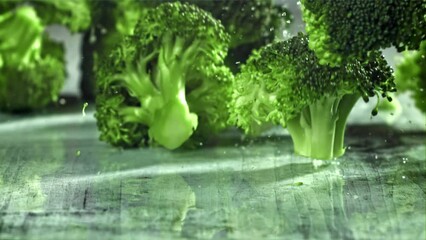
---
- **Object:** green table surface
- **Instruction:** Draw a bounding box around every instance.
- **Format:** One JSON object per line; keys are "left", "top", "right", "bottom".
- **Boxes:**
{"left": 0, "top": 111, "right": 424, "bottom": 240}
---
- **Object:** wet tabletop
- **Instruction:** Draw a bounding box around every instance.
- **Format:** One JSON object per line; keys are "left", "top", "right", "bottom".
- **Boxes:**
{"left": 0, "top": 111, "right": 425, "bottom": 240}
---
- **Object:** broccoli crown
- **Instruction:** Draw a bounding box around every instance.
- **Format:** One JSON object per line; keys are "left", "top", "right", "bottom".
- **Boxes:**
{"left": 395, "top": 40, "right": 426, "bottom": 113}
{"left": 32, "top": 0, "right": 91, "bottom": 32}
{"left": 0, "top": 6, "right": 43, "bottom": 67}
{"left": 95, "top": 2, "right": 233, "bottom": 149}
{"left": 301, "top": 0, "right": 426, "bottom": 66}
{"left": 229, "top": 33, "right": 395, "bottom": 134}
{"left": 0, "top": 36, "right": 65, "bottom": 112}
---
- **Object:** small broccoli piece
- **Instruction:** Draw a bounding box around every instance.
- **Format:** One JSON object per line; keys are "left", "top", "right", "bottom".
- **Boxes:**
{"left": 0, "top": 5, "right": 43, "bottom": 67}
{"left": 229, "top": 34, "right": 395, "bottom": 160}
{"left": 31, "top": 0, "right": 91, "bottom": 32}
{"left": 301, "top": 0, "right": 426, "bottom": 66}
{"left": 95, "top": 2, "right": 232, "bottom": 150}
{"left": 395, "top": 40, "right": 426, "bottom": 113}
{"left": 0, "top": 35, "right": 65, "bottom": 112}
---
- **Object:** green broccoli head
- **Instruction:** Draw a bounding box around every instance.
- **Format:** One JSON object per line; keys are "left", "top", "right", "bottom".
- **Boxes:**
{"left": 395, "top": 40, "right": 426, "bottom": 113}
{"left": 0, "top": 35, "right": 65, "bottom": 112}
{"left": 0, "top": 5, "right": 43, "bottom": 67}
{"left": 301, "top": 0, "right": 426, "bottom": 66}
{"left": 31, "top": 0, "right": 91, "bottom": 32}
{"left": 95, "top": 2, "right": 233, "bottom": 150}
{"left": 229, "top": 34, "right": 395, "bottom": 160}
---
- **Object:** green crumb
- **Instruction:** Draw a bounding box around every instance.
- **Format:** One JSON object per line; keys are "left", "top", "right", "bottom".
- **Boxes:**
{"left": 293, "top": 182, "right": 304, "bottom": 186}
{"left": 76, "top": 150, "right": 81, "bottom": 157}
{"left": 82, "top": 102, "right": 88, "bottom": 117}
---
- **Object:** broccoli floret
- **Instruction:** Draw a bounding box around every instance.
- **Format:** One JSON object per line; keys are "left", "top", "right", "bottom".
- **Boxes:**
{"left": 0, "top": 6, "right": 65, "bottom": 112}
{"left": 229, "top": 34, "right": 395, "bottom": 160}
{"left": 0, "top": 35, "right": 65, "bottom": 112}
{"left": 95, "top": 2, "right": 233, "bottom": 150}
{"left": 0, "top": 5, "right": 43, "bottom": 67}
{"left": 395, "top": 40, "right": 426, "bottom": 113}
{"left": 301, "top": 0, "right": 426, "bottom": 66}
{"left": 31, "top": 0, "right": 91, "bottom": 32}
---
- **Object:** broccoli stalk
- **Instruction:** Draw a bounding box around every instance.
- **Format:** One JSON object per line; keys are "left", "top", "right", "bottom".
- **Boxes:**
{"left": 287, "top": 94, "right": 359, "bottom": 160}
{"left": 95, "top": 2, "right": 232, "bottom": 149}
{"left": 115, "top": 34, "right": 201, "bottom": 149}
{"left": 229, "top": 34, "right": 395, "bottom": 160}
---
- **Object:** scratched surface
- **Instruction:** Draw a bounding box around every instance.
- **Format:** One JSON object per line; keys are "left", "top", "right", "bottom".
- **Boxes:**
{"left": 0, "top": 112, "right": 425, "bottom": 240}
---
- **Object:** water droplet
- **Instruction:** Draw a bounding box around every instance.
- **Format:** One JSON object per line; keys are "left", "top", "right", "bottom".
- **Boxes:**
{"left": 59, "top": 98, "right": 66, "bottom": 105}
{"left": 402, "top": 176, "right": 406, "bottom": 179}
{"left": 374, "top": 155, "right": 378, "bottom": 159}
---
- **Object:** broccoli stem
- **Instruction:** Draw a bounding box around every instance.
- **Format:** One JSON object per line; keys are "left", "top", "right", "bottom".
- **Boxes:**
{"left": 333, "top": 94, "right": 359, "bottom": 157}
{"left": 146, "top": 34, "right": 201, "bottom": 149}
{"left": 287, "top": 95, "right": 358, "bottom": 160}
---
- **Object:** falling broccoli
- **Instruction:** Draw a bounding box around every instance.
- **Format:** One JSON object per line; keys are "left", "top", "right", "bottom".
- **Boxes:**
{"left": 229, "top": 34, "right": 395, "bottom": 160}
{"left": 95, "top": 2, "right": 233, "bottom": 150}
{"left": 0, "top": 6, "right": 65, "bottom": 112}
{"left": 301, "top": 0, "right": 426, "bottom": 66}
{"left": 0, "top": 0, "right": 91, "bottom": 112}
